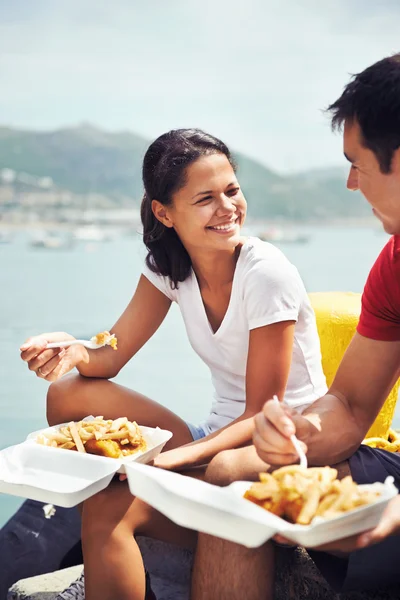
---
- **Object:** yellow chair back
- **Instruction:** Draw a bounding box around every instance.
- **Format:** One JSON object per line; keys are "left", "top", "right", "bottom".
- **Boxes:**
{"left": 309, "top": 291, "right": 399, "bottom": 439}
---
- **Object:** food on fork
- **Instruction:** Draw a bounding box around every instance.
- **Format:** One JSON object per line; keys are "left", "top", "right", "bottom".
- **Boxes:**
{"left": 36, "top": 417, "right": 147, "bottom": 458}
{"left": 91, "top": 331, "right": 118, "bottom": 350}
{"left": 244, "top": 465, "right": 382, "bottom": 525}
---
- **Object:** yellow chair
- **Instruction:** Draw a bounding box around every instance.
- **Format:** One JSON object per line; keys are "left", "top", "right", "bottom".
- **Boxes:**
{"left": 309, "top": 292, "right": 399, "bottom": 444}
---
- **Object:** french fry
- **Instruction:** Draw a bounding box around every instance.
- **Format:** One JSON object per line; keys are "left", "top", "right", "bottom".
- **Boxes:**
{"left": 110, "top": 417, "right": 128, "bottom": 431}
{"left": 297, "top": 487, "right": 321, "bottom": 525}
{"left": 69, "top": 421, "right": 86, "bottom": 453}
{"left": 315, "top": 493, "right": 338, "bottom": 516}
{"left": 59, "top": 442, "right": 76, "bottom": 450}
{"left": 42, "top": 431, "right": 71, "bottom": 445}
{"left": 35, "top": 417, "right": 147, "bottom": 459}
{"left": 244, "top": 465, "right": 382, "bottom": 525}
{"left": 100, "top": 429, "right": 131, "bottom": 441}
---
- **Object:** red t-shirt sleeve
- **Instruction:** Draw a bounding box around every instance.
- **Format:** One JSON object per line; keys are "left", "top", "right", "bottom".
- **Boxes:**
{"left": 357, "top": 236, "right": 400, "bottom": 341}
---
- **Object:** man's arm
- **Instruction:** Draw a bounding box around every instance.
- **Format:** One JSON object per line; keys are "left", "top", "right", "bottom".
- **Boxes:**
{"left": 253, "top": 332, "right": 400, "bottom": 466}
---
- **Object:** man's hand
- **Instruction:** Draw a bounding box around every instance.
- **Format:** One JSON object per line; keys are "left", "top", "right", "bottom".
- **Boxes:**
{"left": 253, "top": 399, "right": 309, "bottom": 465}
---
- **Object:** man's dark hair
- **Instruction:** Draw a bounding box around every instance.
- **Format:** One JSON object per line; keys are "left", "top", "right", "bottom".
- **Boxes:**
{"left": 140, "top": 128, "right": 236, "bottom": 288}
{"left": 327, "top": 53, "right": 400, "bottom": 173}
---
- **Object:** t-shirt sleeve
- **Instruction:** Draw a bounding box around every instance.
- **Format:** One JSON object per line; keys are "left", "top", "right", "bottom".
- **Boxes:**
{"left": 242, "top": 257, "right": 302, "bottom": 330}
{"left": 357, "top": 236, "right": 400, "bottom": 341}
{"left": 142, "top": 260, "right": 177, "bottom": 303}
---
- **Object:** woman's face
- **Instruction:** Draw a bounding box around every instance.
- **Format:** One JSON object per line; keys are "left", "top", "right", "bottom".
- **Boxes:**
{"left": 156, "top": 153, "right": 247, "bottom": 254}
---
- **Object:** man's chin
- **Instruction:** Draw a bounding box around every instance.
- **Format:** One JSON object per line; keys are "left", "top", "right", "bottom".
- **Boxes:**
{"left": 373, "top": 210, "right": 398, "bottom": 235}
{"left": 382, "top": 221, "right": 400, "bottom": 236}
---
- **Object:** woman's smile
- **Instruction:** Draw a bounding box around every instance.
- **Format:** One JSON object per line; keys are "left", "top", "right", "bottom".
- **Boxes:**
{"left": 206, "top": 215, "right": 241, "bottom": 234}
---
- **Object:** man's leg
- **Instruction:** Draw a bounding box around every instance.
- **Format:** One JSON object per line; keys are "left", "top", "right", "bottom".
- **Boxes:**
{"left": 203, "top": 444, "right": 270, "bottom": 485}
{"left": 193, "top": 535, "right": 274, "bottom": 600}
{"left": 309, "top": 447, "right": 400, "bottom": 593}
{"left": 191, "top": 446, "right": 275, "bottom": 600}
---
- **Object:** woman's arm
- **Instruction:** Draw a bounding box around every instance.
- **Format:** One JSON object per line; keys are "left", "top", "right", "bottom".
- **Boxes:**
{"left": 154, "top": 320, "right": 295, "bottom": 470}
{"left": 77, "top": 275, "right": 172, "bottom": 378}
{"left": 21, "top": 276, "right": 172, "bottom": 381}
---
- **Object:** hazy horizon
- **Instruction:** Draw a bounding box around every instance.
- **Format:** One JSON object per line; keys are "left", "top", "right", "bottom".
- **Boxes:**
{"left": 1, "top": 0, "right": 400, "bottom": 173}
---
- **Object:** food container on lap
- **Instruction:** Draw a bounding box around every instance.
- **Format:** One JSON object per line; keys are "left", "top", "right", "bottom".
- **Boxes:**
{"left": 125, "top": 463, "right": 398, "bottom": 548}
{"left": 228, "top": 480, "right": 398, "bottom": 547}
{"left": 0, "top": 443, "right": 117, "bottom": 507}
{"left": 0, "top": 423, "right": 172, "bottom": 507}
{"left": 26, "top": 420, "right": 172, "bottom": 473}
{"left": 125, "top": 462, "right": 279, "bottom": 546}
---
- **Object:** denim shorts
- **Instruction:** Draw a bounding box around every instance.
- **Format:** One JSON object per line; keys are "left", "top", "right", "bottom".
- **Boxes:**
{"left": 186, "top": 422, "right": 208, "bottom": 441}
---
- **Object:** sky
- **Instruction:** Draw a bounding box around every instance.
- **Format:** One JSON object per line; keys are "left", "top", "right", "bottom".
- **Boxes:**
{"left": 1, "top": 0, "right": 400, "bottom": 173}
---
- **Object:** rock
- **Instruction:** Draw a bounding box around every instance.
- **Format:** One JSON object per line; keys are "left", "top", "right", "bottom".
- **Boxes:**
{"left": 7, "top": 539, "right": 400, "bottom": 600}
{"left": 7, "top": 566, "right": 82, "bottom": 600}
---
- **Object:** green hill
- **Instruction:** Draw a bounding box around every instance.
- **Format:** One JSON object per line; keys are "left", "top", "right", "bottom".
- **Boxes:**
{"left": 0, "top": 125, "right": 370, "bottom": 220}
{"left": 0, "top": 124, "right": 148, "bottom": 199}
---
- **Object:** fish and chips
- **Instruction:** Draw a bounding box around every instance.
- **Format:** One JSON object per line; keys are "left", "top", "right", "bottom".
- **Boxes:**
{"left": 244, "top": 465, "right": 382, "bottom": 525}
{"left": 36, "top": 416, "right": 147, "bottom": 459}
{"left": 91, "top": 331, "right": 118, "bottom": 350}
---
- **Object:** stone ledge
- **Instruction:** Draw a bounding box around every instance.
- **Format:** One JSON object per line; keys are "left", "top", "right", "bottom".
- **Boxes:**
{"left": 7, "top": 566, "right": 82, "bottom": 600}
{"left": 7, "top": 540, "right": 400, "bottom": 600}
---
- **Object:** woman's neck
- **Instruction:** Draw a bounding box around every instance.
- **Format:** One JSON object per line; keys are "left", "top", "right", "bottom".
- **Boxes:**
{"left": 190, "top": 241, "right": 244, "bottom": 290}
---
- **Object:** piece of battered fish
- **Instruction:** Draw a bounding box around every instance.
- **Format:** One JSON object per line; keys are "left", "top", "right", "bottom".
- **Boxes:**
{"left": 85, "top": 438, "right": 122, "bottom": 459}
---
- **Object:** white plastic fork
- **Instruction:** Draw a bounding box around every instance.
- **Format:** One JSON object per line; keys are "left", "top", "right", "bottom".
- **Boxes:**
{"left": 46, "top": 339, "right": 104, "bottom": 350}
{"left": 272, "top": 395, "right": 308, "bottom": 469}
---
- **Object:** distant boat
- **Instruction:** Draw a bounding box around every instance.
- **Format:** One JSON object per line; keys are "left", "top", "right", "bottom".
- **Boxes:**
{"left": 29, "top": 232, "right": 73, "bottom": 250}
{"left": 73, "top": 224, "right": 109, "bottom": 242}
{"left": 259, "top": 227, "right": 310, "bottom": 244}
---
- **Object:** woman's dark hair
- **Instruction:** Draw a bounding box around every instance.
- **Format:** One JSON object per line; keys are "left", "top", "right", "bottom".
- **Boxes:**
{"left": 141, "top": 128, "right": 236, "bottom": 287}
{"left": 327, "top": 53, "right": 400, "bottom": 173}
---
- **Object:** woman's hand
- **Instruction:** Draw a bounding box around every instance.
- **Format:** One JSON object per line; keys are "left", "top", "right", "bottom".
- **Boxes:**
{"left": 20, "top": 332, "right": 87, "bottom": 382}
{"left": 118, "top": 452, "right": 179, "bottom": 481}
{"left": 153, "top": 447, "right": 190, "bottom": 471}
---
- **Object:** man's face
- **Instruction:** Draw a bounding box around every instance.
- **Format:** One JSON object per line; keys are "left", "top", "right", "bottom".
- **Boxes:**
{"left": 343, "top": 120, "right": 400, "bottom": 235}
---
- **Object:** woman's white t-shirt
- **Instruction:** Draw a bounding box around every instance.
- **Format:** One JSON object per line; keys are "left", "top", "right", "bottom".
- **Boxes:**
{"left": 143, "top": 237, "right": 327, "bottom": 434}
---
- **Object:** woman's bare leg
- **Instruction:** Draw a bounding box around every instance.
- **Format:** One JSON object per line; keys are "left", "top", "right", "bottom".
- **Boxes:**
{"left": 47, "top": 374, "right": 200, "bottom": 599}
{"left": 82, "top": 478, "right": 199, "bottom": 600}
{"left": 46, "top": 373, "right": 194, "bottom": 450}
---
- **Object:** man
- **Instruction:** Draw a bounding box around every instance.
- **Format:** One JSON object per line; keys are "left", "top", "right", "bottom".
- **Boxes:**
{"left": 192, "top": 53, "right": 400, "bottom": 599}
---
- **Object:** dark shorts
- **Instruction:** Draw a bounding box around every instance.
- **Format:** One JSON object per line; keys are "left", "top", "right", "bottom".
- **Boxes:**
{"left": 308, "top": 445, "right": 400, "bottom": 593}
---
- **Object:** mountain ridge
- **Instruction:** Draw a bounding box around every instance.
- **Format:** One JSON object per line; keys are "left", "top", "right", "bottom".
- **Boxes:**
{"left": 0, "top": 124, "right": 369, "bottom": 220}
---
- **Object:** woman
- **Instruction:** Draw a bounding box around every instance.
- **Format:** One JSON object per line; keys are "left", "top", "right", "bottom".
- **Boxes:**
{"left": 21, "top": 129, "right": 327, "bottom": 600}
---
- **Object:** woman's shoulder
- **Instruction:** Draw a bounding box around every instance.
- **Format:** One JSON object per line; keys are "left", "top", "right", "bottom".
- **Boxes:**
{"left": 239, "top": 237, "right": 305, "bottom": 299}
{"left": 241, "top": 237, "right": 296, "bottom": 274}
{"left": 142, "top": 258, "right": 193, "bottom": 301}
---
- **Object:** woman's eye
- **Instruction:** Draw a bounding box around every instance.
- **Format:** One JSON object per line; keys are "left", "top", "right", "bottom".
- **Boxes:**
{"left": 196, "top": 196, "right": 212, "bottom": 204}
{"left": 227, "top": 187, "right": 240, "bottom": 196}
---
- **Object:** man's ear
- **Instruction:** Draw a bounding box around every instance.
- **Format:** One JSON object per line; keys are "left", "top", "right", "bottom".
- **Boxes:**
{"left": 151, "top": 199, "right": 174, "bottom": 228}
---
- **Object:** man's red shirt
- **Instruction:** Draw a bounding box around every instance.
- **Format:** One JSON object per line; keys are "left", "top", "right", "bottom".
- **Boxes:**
{"left": 357, "top": 235, "right": 400, "bottom": 341}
